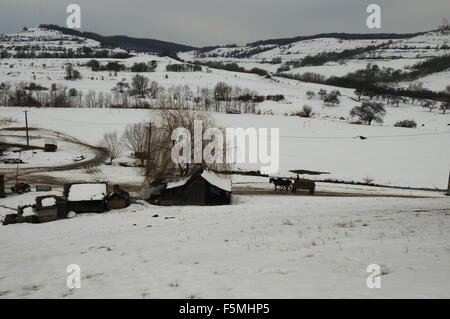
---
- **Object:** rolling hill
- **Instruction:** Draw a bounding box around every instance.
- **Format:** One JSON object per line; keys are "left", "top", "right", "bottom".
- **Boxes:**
{"left": 38, "top": 24, "right": 197, "bottom": 53}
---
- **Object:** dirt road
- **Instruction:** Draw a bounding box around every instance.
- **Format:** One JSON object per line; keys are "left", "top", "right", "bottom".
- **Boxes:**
{"left": 232, "top": 187, "right": 435, "bottom": 198}
{"left": 0, "top": 127, "right": 108, "bottom": 183}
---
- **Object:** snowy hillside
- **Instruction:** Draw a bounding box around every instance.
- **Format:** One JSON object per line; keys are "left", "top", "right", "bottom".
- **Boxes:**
{"left": 0, "top": 27, "right": 449, "bottom": 188}
{"left": 181, "top": 30, "right": 450, "bottom": 89}
{"left": 0, "top": 27, "right": 116, "bottom": 57}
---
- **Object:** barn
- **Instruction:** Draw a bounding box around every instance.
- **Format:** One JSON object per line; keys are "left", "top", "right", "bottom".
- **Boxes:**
{"left": 148, "top": 168, "right": 232, "bottom": 206}
{"left": 63, "top": 182, "right": 108, "bottom": 213}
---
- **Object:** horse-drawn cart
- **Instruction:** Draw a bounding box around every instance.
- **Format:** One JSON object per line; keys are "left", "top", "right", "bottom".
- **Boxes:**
{"left": 269, "top": 169, "right": 330, "bottom": 195}
{"left": 292, "top": 178, "right": 315, "bottom": 194}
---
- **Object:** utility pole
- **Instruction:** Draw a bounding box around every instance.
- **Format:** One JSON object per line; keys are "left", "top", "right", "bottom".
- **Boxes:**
{"left": 146, "top": 122, "right": 152, "bottom": 180}
{"left": 24, "top": 110, "right": 29, "bottom": 147}
{"left": 447, "top": 170, "right": 450, "bottom": 196}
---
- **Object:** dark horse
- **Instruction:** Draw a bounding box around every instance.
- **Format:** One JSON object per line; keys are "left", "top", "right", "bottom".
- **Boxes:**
{"left": 269, "top": 178, "right": 292, "bottom": 191}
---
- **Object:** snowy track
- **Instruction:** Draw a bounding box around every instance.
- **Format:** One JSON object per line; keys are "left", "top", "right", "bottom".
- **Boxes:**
{"left": 0, "top": 127, "right": 108, "bottom": 183}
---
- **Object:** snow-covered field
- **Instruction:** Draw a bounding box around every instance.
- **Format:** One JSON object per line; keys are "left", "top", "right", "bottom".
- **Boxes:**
{"left": 0, "top": 135, "right": 95, "bottom": 169}
{"left": 0, "top": 191, "right": 449, "bottom": 298}
{"left": 1, "top": 105, "right": 449, "bottom": 189}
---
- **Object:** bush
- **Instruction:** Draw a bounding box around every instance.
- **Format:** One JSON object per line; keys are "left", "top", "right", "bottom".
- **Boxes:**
{"left": 306, "top": 91, "right": 316, "bottom": 99}
{"left": 72, "top": 70, "right": 81, "bottom": 80}
{"left": 266, "top": 94, "right": 285, "bottom": 101}
{"left": 165, "top": 63, "right": 202, "bottom": 72}
{"left": 249, "top": 67, "right": 268, "bottom": 76}
{"left": 276, "top": 65, "right": 290, "bottom": 73}
{"left": 87, "top": 59, "right": 125, "bottom": 72}
{"left": 131, "top": 62, "right": 151, "bottom": 72}
{"left": 87, "top": 59, "right": 100, "bottom": 71}
{"left": 323, "top": 93, "right": 340, "bottom": 106}
{"left": 64, "top": 64, "right": 81, "bottom": 80}
{"left": 302, "top": 105, "right": 313, "bottom": 117}
{"left": 394, "top": 120, "right": 417, "bottom": 128}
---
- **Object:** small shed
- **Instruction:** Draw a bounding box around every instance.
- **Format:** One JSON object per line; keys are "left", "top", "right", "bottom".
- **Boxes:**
{"left": 35, "top": 195, "right": 68, "bottom": 223}
{"left": 63, "top": 182, "right": 107, "bottom": 213}
{"left": 148, "top": 168, "right": 231, "bottom": 206}
{"left": 106, "top": 185, "right": 130, "bottom": 210}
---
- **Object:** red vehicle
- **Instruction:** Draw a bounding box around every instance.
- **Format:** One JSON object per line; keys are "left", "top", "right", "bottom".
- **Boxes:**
{"left": 44, "top": 144, "right": 57, "bottom": 152}
{"left": 226, "top": 108, "right": 241, "bottom": 114}
{"left": 11, "top": 182, "right": 31, "bottom": 194}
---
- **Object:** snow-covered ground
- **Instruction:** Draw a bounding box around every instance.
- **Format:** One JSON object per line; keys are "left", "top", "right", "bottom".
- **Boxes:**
{"left": 400, "top": 70, "right": 450, "bottom": 92}
{"left": 0, "top": 135, "right": 95, "bottom": 169}
{"left": 0, "top": 192, "right": 449, "bottom": 298}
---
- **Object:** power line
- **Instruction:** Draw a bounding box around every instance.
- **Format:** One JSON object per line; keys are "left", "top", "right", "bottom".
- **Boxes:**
{"left": 3, "top": 112, "right": 449, "bottom": 140}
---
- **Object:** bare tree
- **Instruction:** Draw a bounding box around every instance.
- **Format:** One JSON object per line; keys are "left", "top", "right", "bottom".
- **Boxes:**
{"left": 65, "top": 63, "right": 81, "bottom": 80}
{"left": 144, "top": 106, "right": 230, "bottom": 182}
{"left": 0, "top": 83, "right": 11, "bottom": 105}
{"left": 100, "top": 132, "right": 123, "bottom": 164}
{"left": 422, "top": 100, "right": 437, "bottom": 112}
{"left": 131, "top": 74, "right": 149, "bottom": 98}
{"left": 149, "top": 81, "right": 160, "bottom": 98}
{"left": 306, "top": 91, "right": 316, "bottom": 100}
{"left": 323, "top": 92, "right": 340, "bottom": 106}
{"left": 439, "top": 102, "right": 450, "bottom": 114}
{"left": 350, "top": 101, "right": 386, "bottom": 125}
{"left": 122, "top": 123, "right": 147, "bottom": 164}
{"left": 318, "top": 89, "right": 327, "bottom": 100}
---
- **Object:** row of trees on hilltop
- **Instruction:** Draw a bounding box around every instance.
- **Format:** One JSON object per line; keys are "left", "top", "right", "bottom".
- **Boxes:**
{"left": 2, "top": 46, "right": 131, "bottom": 59}
{"left": 0, "top": 77, "right": 266, "bottom": 114}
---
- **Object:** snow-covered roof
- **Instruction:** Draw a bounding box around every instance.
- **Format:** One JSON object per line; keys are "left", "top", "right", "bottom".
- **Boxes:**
{"left": 166, "top": 177, "right": 191, "bottom": 190}
{"left": 22, "top": 207, "right": 36, "bottom": 217}
{"left": 164, "top": 169, "right": 232, "bottom": 192}
{"left": 68, "top": 183, "right": 107, "bottom": 201}
{"left": 41, "top": 197, "right": 56, "bottom": 207}
{"left": 200, "top": 170, "right": 232, "bottom": 192}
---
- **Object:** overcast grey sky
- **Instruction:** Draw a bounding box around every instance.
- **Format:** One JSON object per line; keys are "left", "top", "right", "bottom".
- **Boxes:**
{"left": 0, "top": 0, "right": 448, "bottom": 46}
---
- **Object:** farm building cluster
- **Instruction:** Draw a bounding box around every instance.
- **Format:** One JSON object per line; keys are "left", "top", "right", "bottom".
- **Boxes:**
{"left": 0, "top": 167, "right": 233, "bottom": 226}
{"left": 1, "top": 182, "right": 131, "bottom": 225}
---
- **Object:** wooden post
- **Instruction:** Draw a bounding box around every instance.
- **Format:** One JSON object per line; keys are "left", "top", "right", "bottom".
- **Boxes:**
{"left": 447, "top": 170, "right": 450, "bottom": 196}
{"left": 24, "top": 110, "right": 29, "bottom": 147}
